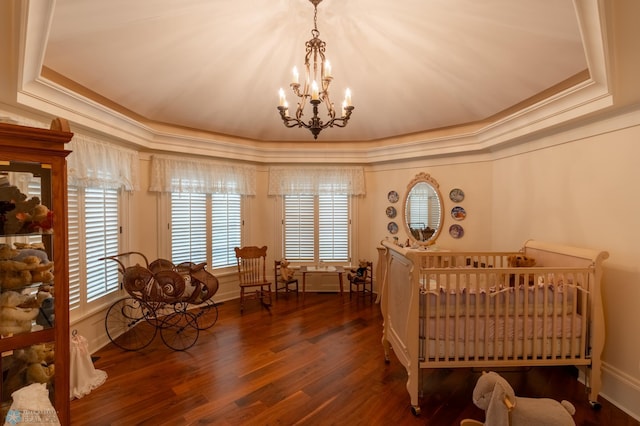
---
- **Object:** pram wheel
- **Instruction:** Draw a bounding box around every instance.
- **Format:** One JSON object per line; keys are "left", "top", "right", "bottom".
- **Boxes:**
{"left": 192, "top": 300, "right": 219, "bottom": 330}
{"left": 160, "top": 311, "right": 200, "bottom": 351}
{"left": 105, "top": 297, "right": 157, "bottom": 351}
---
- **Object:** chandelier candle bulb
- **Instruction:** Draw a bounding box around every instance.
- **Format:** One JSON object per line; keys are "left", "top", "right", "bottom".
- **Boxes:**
{"left": 311, "top": 81, "right": 320, "bottom": 100}
{"left": 345, "top": 88, "right": 352, "bottom": 106}
{"left": 324, "top": 60, "right": 332, "bottom": 78}
{"left": 279, "top": 88, "right": 287, "bottom": 107}
{"left": 292, "top": 67, "right": 299, "bottom": 85}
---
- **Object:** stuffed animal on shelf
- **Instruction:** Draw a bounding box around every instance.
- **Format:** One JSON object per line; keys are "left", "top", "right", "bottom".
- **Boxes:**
{"left": 348, "top": 259, "right": 369, "bottom": 283}
{"left": 280, "top": 258, "right": 295, "bottom": 281}
{"left": 2, "top": 344, "right": 55, "bottom": 402}
{"left": 0, "top": 256, "right": 37, "bottom": 289}
{"left": 13, "top": 242, "right": 46, "bottom": 251}
{"left": 0, "top": 189, "right": 42, "bottom": 235}
{"left": 0, "top": 255, "right": 53, "bottom": 289}
{"left": 16, "top": 203, "right": 54, "bottom": 234}
{"left": 461, "top": 371, "right": 576, "bottom": 426}
{"left": 0, "top": 291, "right": 40, "bottom": 336}
{"left": 0, "top": 245, "right": 54, "bottom": 288}
{"left": 0, "top": 244, "right": 19, "bottom": 260}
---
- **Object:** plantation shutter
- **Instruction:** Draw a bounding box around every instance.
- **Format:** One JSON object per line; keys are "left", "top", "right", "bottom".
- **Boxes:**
{"left": 318, "top": 194, "right": 349, "bottom": 262}
{"left": 67, "top": 186, "right": 81, "bottom": 310}
{"left": 84, "top": 188, "right": 120, "bottom": 302}
{"left": 171, "top": 192, "right": 207, "bottom": 264}
{"left": 211, "top": 193, "right": 241, "bottom": 268}
{"left": 284, "top": 195, "right": 315, "bottom": 261}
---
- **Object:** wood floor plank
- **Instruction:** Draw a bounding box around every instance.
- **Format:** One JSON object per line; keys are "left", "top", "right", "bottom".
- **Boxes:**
{"left": 70, "top": 293, "right": 639, "bottom": 425}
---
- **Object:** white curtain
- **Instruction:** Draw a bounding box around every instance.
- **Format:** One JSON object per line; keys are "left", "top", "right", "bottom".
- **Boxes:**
{"left": 268, "top": 166, "right": 366, "bottom": 196}
{"left": 67, "top": 135, "right": 139, "bottom": 191}
{"left": 149, "top": 154, "right": 257, "bottom": 195}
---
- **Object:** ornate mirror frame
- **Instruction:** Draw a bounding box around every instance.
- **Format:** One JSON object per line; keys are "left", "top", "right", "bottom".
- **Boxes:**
{"left": 402, "top": 172, "right": 444, "bottom": 246}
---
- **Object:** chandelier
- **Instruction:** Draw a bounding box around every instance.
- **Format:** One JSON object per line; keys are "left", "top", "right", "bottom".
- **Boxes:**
{"left": 277, "top": 0, "right": 354, "bottom": 140}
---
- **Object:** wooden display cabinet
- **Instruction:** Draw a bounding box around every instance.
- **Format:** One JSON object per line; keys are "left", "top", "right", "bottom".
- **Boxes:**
{"left": 0, "top": 118, "right": 72, "bottom": 424}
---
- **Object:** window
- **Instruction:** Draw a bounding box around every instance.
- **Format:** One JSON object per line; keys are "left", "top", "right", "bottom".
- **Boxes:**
{"left": 171, "top": 193, "right": 207, "bottom": 264}
{"left": 283, "top": 194, "right": 350, "bottom": 262}
{"left": 68, "top": 186, "right": 122, "bottom": 313}
{"left": 170, "top": 192, "right": 242, "bottom": 269}
{"left": 211, "top": 193, "right": 242, "bottom": 268}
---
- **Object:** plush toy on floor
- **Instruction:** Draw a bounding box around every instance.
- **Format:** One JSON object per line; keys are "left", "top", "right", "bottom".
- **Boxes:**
{"left": 460, "top": 371, "right": 576, "bottom": 426}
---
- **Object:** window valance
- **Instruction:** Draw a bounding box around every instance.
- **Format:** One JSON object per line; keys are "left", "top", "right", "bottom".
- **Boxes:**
{"left": 149, "top": 155, "right": 257, "bottom": 195}
{"left": 268, "top": 166, "right": 366, "bottom": 196}
{"left": 67, "top": 135, "right": 140, "bottom": 191}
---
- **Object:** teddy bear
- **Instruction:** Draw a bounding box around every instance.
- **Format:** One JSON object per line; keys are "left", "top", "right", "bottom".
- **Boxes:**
{"left": 0, "top": 253, "right": 54, "bottom": 288}
{"left": 13, "top": 246, "right": 50, "bottom": 264}
{"left": 347, "top": 259, "right": 369, "bottom": 283}
{"left": 0, "top": 186, "right": 42, "bottom": 234}
{"left": 507, "top": 254, "right": 536, "bottom": 267}
{"left": 16, "top": 203, "right": 54, "bottom": 234}
{"left": 0, "top": 244, "right": 19, "bottom": 260}
{"left": 12, "top": 245, "right": 54, "bottom": 284}
{"left": 13, "top": 242, "right": 46, "bottom": 251}
{"left": 461, "top": 371, "right": 576, "bottom": 426}
{"left": 2, "top": 344, "right": 55, "bottom": 401}
{"left": 0, "top": 291, "right": 40, "bottom": 336}
{"left": 30, "top": 261, "right": 54, "bottom": 284}
{"left": 35, "top": 287, "right": 55, "bottom": 327}
{"left": 506, "top": 254, "right": 537, "bottom": 287}
{"left": 0, "top": 259, "right": 35, "bottom": 289}
{"left": 279, "top": 258, "right": 296, "bottom": 281}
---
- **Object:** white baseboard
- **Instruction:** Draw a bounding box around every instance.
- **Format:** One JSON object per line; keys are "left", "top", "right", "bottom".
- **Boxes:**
{"left": 600, "top": 361, "right": 640, "bottom": 421}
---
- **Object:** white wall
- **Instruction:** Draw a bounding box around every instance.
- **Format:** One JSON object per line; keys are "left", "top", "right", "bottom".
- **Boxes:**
{"left": 490, "top": 109, "right": 640, "bottom": 419}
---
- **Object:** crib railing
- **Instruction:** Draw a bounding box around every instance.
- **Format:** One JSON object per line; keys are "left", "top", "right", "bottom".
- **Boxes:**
{"left": 418, "top": 266, "right": 593, "bottom": 367}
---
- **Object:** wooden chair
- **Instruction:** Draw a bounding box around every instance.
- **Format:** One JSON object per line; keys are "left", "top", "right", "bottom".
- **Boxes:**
{"left": 234, "top": 246, "right": 272, "bottom": 313}
{"left": 348, "top": 260, "right": 373, "bottom": 301}
{"left": 274, "top": 259, "right": 299, "bottom": 299}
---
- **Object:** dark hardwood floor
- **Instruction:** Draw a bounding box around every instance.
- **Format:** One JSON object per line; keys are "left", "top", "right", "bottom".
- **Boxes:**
{"left": 70, "top": 292, "right": 638, "bottom": 425}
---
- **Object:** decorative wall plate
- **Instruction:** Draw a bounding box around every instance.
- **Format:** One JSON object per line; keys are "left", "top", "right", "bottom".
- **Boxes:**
{"left": 449, "top": 188, "right": 465, "bottom": 203}
{"left": 386, "top": 206, "right": 397, "bottom": 218}
{"left": 451, "top": 206, "right": 466, "bottom": 221}
{"left": 449, "top": 224, "right": 464, "bottom": 239}
{"left": 387, "top": 221, "right": 399, "bottom": 234}
{"left": 387, "top": 190, "right": 399, "bottom": 203}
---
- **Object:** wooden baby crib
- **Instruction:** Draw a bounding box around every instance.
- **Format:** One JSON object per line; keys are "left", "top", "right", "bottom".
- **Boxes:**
{"left": 379, "top": 240, "right": 609, "bottom": 416}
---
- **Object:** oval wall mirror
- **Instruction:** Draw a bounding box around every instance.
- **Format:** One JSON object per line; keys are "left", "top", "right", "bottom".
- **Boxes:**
{"left": 402, "top": 172, "right": 444, "bottom": 246}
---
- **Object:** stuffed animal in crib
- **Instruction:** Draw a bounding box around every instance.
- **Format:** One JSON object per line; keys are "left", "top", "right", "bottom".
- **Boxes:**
{"left": 506, "top": 255, "right": 536, "bottom": 287}
{"left": 280, "top": 258, "right": 295, "bottom": 281}
{"left": 461, "top": 371, "right": 576, "bottom": 426}
{"left": 507, "top": 255, "right": 536, "bottom": 267}
{"left": 348, "top": 259, "right": 369, "bottom": 283}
